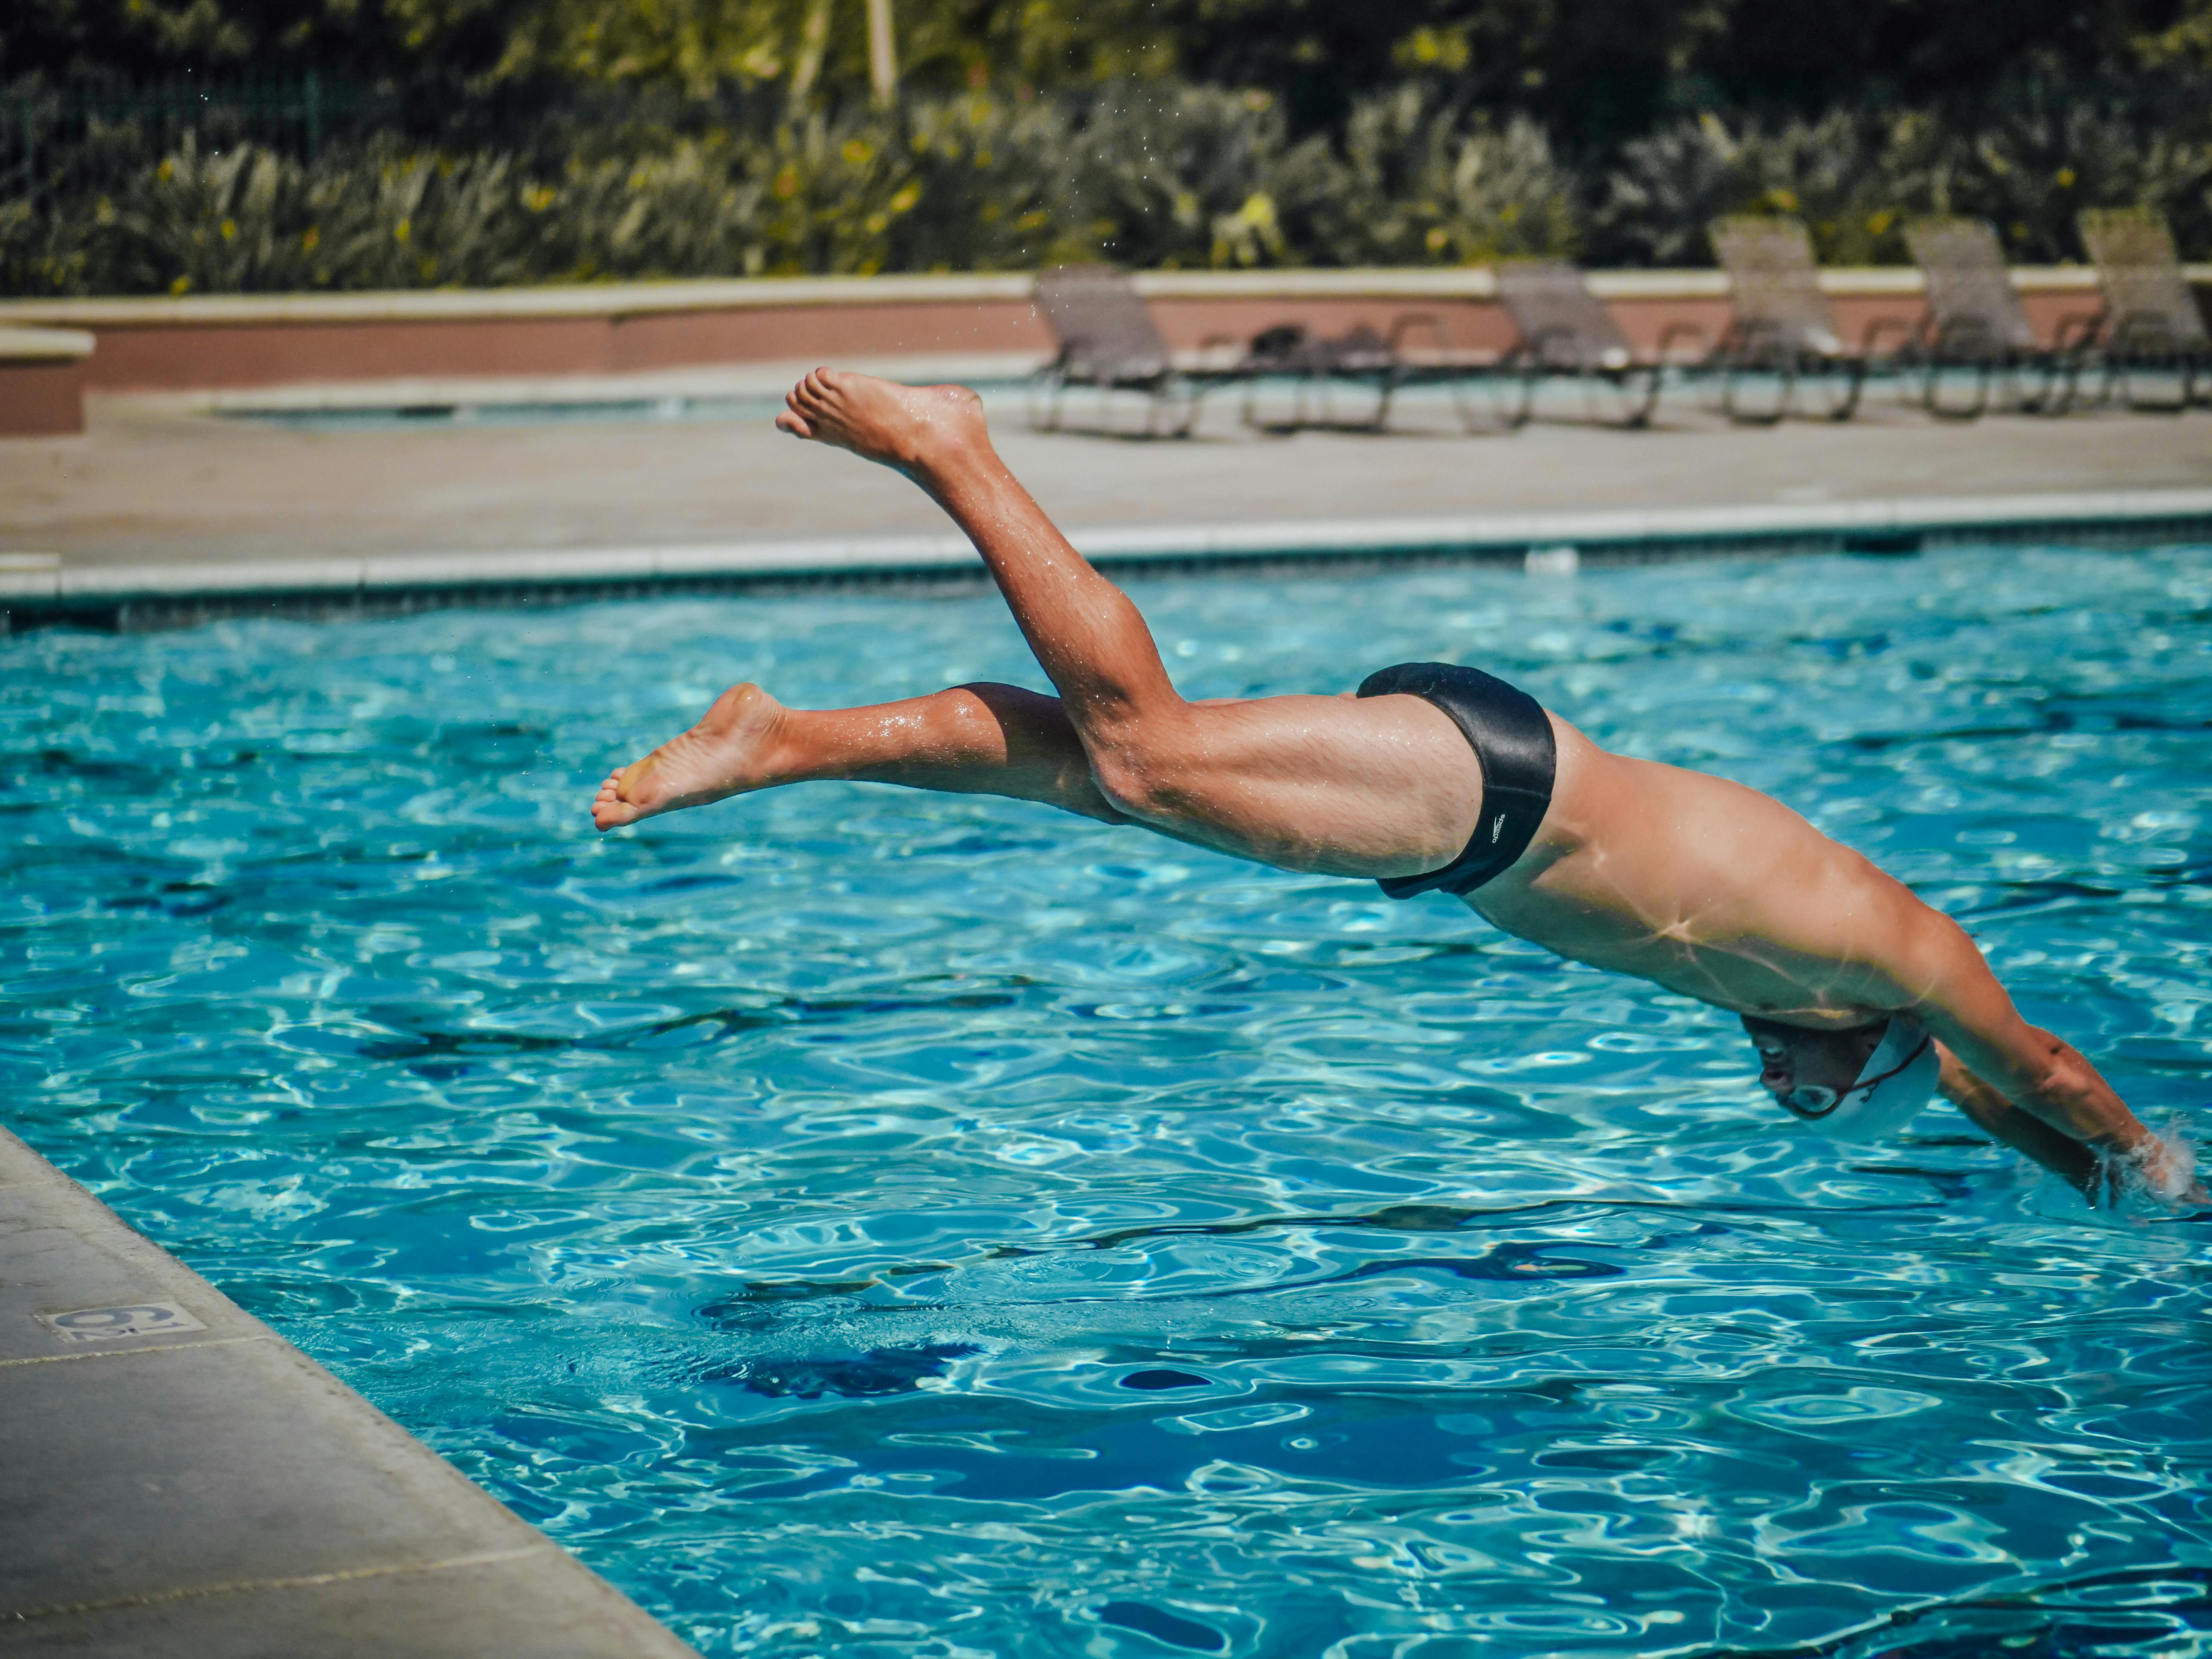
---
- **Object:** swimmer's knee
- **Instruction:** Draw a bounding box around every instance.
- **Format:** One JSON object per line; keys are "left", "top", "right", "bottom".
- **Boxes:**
{"left": 1083, "top": 721, "right": 1201, "bottom": 822}
{"left": 1086, "top": 748, "right": 1167, "bottom": 820}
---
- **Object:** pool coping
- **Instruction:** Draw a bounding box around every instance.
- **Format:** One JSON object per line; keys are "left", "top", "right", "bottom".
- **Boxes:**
{"left": 0, "top": 262, "right": 2156, "bottom": 331}
{"left": 0, "top": 1123, "right": 698, "bottom": 1656}
{"left": 6, "top": 485, "right": 2212, "bottom": 630}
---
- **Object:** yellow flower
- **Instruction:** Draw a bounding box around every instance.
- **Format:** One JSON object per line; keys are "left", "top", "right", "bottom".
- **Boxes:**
{"left": 889, "top": 182, "right": 920, "bottom": 213}
{"left": 394, "top": 218, "right": 412, "bottom": 243}
{"left": 1397, "top": 28, "right": 1468, "bottom": 70}
{"left": 773, "top": 166, "right": 801, "bottom": 201}
{"left": 1426, "top": 226, "right": 1450, "bottom": 252}
{"left": 2056, "top": 167, "right": 2076, "bottom": 188}
{"left": 157, "top": 159, "right": 175, "bottom": 183}
{"left": 841, "top": 138, "right": 873, "bottom": 166}
{"left": 301, "top": 226, "right": 320, "bottom": 252}
{"left": 169, "top": 275, "right": 191, "bottom": 294}
{"left": 220, "top": 218, "right": 236, "bottom": 241}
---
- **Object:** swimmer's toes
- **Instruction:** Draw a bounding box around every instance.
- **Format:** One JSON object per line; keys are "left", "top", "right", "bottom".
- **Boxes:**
{"left": 592, "top": 771, "right": 641, "bottom": 831}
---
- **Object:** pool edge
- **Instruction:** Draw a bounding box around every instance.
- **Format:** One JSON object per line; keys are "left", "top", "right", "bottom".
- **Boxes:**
{"left": 0, "top": 1123, "right": 699, "bottom": 1657}
{"left": 7, "top": 484, "right": 2212, "bottom": 631}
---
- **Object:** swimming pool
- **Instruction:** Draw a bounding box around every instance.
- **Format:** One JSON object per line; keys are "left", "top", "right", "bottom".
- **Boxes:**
{"left": 6, "top": 544, "right": 2210, "bottom": 1657}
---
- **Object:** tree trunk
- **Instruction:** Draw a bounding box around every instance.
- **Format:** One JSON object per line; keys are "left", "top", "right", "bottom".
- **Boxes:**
{"left": 866, "top": 0, "right": 899, "bottom": 105}
{"left": 789, "top": 0, "right": 833, "bottom": 110}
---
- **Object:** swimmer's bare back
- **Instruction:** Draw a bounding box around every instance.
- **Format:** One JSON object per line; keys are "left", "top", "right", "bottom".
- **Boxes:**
{"left": 593, "top": 370, "right": 2194, "bottom": 1205}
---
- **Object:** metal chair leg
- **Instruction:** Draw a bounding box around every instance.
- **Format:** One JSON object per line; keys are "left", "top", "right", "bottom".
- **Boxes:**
{"left": 1028, "top": 368, "right": 1068, "bottom": 433}
{"left": 1722, "top": 349, "right": 1792, "bottom": 426}
{"left": 1621, "top": 363, "right": 1662, "bottom": 428}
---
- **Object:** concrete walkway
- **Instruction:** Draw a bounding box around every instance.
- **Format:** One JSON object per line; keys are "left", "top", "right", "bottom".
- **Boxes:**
{"left": 0, "top": 1126, "right": 693, "bottom": 1656}
{"left": 2, "top": 367, "right": 2207, "bottom": 578}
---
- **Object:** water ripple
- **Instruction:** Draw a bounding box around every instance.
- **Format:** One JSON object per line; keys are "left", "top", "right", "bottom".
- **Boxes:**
{"left": 4, "top": 544, "right": 2211, "bottom": 1656}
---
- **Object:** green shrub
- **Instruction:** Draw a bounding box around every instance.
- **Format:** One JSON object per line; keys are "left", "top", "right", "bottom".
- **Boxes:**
{"left": 893, "top": 93, "right": 1091, "bottom": 270}
{"left": 1597, "top": 113, "right": 1915, "bottom": 267}
{"left": 1939, "top": 99, "right": 2212, "bottom": 264}
{"left": 1593, "top": 103, "right": 2212, "bottom": 267}
{"left": 1281, "top": 88, "right": 1580, "bottom": 265}
{"left": 5, "top": 77, "right": 2210, "bottom": 293}
{"left": 1068, "top": 82, "right": 1293, "bottom": 269}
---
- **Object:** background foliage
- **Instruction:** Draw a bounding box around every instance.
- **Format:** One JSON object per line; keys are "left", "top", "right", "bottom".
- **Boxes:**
{"left": 5, "top": 0, "right": 2210, "bottom": 292}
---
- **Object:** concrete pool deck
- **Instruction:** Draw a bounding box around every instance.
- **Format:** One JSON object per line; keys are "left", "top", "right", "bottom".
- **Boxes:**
{"left": 0, "top": 1126, "right": 696, "bottom": 1656}
{"left": 10, "top": 361, "right": 2212, "bottom": 559}
{"left": 0, "top": 355, "right": 2208, "bottom": 625}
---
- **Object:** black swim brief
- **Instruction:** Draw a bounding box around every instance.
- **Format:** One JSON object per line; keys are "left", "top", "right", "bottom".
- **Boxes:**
{"left": 1356, "top": 661, "right": 1557, "bottom": 899}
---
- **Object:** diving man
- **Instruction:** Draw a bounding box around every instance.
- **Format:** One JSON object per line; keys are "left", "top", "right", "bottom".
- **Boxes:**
{"left": 593, "top": 370, "right": 2194, "bottom": 1204}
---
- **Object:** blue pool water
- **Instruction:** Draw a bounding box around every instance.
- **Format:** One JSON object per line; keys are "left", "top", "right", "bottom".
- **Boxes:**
{"left": 6, "top": 545, "right": 2212, "bottom": 1658}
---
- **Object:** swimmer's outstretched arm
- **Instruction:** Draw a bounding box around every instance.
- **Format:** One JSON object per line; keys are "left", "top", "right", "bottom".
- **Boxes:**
{"left": 1935, "top": 1054, "right": 2109, "bottom": 1198}
{"left": 600, "top": 371, "right": 1490, "bottom": 880}
{"left": 1890, "top": 917, "right": 2198, "bottom": 1199}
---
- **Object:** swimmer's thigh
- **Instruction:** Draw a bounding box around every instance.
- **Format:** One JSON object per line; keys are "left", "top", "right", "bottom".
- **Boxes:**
{"left": 1086, "top": 690, "right": 1484, "bottom": 878}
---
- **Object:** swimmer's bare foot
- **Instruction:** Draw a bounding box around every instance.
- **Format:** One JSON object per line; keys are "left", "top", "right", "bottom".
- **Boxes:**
{"left": 774, "top": 368, "right": 991, "bottom": 479}
{"left": 593, "top": 683, "right": 790, "bottom": 831}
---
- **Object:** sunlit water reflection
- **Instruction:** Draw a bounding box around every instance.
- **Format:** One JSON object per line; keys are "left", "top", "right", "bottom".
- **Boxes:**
{"left": 6, "top": 544, "right": 2211, "bottom": 1657}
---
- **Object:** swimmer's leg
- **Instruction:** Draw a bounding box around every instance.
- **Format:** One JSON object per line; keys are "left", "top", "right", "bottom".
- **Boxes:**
{"left": 773, "top": 370, "right": 1488, "bottom": 878}
{"left": 594, "top": 681, "right": 1121, "bottom": 831}
{"left": 590, "top": 675, "right": 1470, "bottom": 876}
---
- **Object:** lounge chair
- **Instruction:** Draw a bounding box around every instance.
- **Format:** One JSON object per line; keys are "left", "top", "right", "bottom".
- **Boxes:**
{"left": 1902, "top": 217, "right": 2102, "bottom": 417}
{"left": 1491, "top": 260, "right": 1710, "bottom": 427}
{"left": 2077, "top": 208, "right": 2209, "bottom": 413}
{"left": 1030, "top": 265, "right": 1223, "bottom": 437}
{"left": 1708, "top": 216, "right": 1914, "bottom": 423}
{"left": 1221, "top": 317, "right": 1482, "bottom": 434}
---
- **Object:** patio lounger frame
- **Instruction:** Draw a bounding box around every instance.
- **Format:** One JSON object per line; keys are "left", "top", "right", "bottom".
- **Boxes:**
{"left": 1901, "top": 218, "right": 2103, "bottom": 418}
{"left": 1491, "top": 260, "right": 1710, "bottom": 428}
{"left": 1708, "top": 216, "right": 1914, "bottom": 424}
{"left": 2077, "top": 208, "right": 2210, "bottom": 413}
{"left": 1215, "top": 316, "right": 1490, "bottom": 434}
{"left": 1029, "top": 265, "right": 1233, "bottom": 438}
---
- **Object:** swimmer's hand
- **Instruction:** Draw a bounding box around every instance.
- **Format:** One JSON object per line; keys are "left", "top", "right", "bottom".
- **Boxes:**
{"left": 775, "top": 369, "right": 992, "bottom": 480}
{"left": 2099, "top": 1134, "right": 2207, "bottom": 1209}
